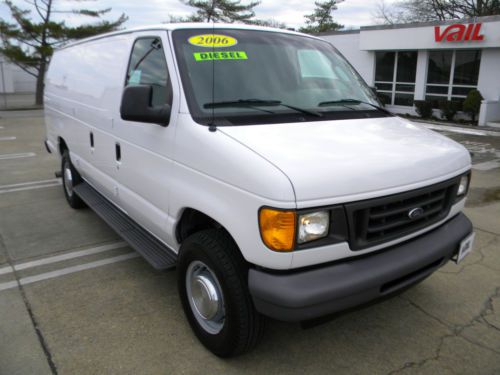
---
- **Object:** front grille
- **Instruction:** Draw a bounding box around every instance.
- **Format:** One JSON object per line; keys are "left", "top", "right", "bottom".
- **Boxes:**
{"left": 345, "top": 177, "right": 460, "bottom": 250}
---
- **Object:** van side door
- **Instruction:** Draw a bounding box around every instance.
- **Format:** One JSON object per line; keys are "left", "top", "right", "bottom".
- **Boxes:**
{"left": 113, "top": 33, "right": 179, "bottom": 247}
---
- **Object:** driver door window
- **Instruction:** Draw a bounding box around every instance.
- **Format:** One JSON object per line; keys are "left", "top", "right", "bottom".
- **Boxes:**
{"left": 126, "top": 37, "right": 173, "bottom": 107}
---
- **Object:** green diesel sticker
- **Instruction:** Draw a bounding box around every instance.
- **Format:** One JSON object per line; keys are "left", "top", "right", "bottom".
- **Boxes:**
{"left": 193, "top": 51, "right": 248, "bottom": 61}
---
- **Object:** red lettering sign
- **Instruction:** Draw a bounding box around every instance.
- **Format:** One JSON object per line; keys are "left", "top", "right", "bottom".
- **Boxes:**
{"left": 434, "top": 23, "right": 484, "bottom": 42}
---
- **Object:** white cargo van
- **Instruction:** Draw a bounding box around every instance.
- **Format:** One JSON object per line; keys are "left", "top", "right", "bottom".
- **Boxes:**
{"left": 44, "top": 23, "right": 475, "bottom": 357}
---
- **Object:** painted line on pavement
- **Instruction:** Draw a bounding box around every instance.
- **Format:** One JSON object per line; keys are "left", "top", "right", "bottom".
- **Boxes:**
{"left": 0, "top": 281, "right": 19, "bottom": 292}
{"left": 14, "top": 242, "right": 128, "bottom": 271}
{"left": 0, "top": 181, "right": 62, "bottom": 194}
{"left": 472, "top": 159, "right": 500, "bottom": 171}
{"left": 0, "top": 179, "right": 60, "bottom": 189}
{"left": 420, "top": 123, "right": 500, "bottom": 137}
{"left": 0, "top": 264, "right": 15, "bottom": 276}
{"left": 0, "top": 152, "right": 36, "bottom": 160}
{"left": 0, "top": 136, "right": 16, "bottom": 141}
{"left": 0, "top": 253, "right": 139, "bottom": 292}
{"left": 0, "top": 241, "right": 127, "bottom": 276}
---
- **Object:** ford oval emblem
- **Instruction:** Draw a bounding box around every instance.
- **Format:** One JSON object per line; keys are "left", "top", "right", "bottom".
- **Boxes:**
{"left": 408, "top": 207, "right": 424, "bottom": 220}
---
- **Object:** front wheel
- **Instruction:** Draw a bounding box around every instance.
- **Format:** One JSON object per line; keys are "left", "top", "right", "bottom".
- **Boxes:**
{"left": 61, "top": 150, "right": 86, "bottom": 209}
{"left": 177, "top": 229, "right": 265, "bottom": 357}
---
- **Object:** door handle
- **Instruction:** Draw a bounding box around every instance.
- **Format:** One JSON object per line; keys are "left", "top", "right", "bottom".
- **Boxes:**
{"left": 90, "top": 132, "right": 94, "bottom": 148}
{"left": 115, "top": 143, "right": 121, "bottom": 162}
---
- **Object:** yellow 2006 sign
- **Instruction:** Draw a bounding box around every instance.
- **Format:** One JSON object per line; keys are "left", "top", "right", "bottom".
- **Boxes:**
{"left": 188, "top": 34, "right": 237, "bottom": 48}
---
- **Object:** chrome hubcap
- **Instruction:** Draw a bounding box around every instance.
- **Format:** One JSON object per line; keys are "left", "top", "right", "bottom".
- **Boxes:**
{"left": 186, "top": 261, "right": 225, "bottom": 334}
{"left": 63, "top": 162, "right": 73, "bottom": 197}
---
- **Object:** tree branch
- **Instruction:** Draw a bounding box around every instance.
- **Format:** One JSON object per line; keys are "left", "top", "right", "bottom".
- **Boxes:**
{"left": 8, "top": 60, "right": 39, "bottom": 77}
{"left": 33, "top": 0, "right": 48, "bottom": 20}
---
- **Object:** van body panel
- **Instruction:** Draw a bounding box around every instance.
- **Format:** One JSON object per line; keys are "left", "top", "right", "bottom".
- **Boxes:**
{"left": 45, "top": 34, "right": 131, "bottom": 209}
{"left": 169, "top": 114, "right": 296, "bottom": 269}
{"left": 112, "top": 31, "right": 179, "bottom": 244}
{"left": 219, "top": 116, "right": 471, "bottom": 204}
{"left": 44, "top": 25, "right": 476, "bottom": 349}
{"left": 44, "top": 24, "right": 473, "bottom": 272}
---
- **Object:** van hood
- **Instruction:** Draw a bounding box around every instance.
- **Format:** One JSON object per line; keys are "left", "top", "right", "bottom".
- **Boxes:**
{"left": 219, "top": 116, "right": 471, "bottom": 205}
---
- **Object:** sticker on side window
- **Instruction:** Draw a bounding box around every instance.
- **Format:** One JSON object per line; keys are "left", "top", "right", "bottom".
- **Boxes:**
{"left": 188, "top": 34, "right": 237, "bottom": 48}
{"left": 128, "top": 70, "right": 142, "bottom": 84}
{"left": 193, "top": 51, "right": 248, "bottom": 62}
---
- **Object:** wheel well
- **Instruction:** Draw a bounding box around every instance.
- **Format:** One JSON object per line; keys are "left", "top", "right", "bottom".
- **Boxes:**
{"left": 58, "top": 137, "right": 68, "bottom": 156}
{"left": 176, "top": 208, "right": 222, "bottom": 244}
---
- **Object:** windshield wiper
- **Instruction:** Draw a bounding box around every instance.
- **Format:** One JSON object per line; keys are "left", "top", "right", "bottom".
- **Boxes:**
{"left": 318, "top": 99, "right": 391, "bottom": 115}
{"left": 204, "top": 99, "right": 322, "bottom": 117}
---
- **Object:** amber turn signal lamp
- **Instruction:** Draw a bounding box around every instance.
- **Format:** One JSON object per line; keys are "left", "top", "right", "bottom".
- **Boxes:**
{"left": 259, "top": 208, "right": 296, "bottom": 251}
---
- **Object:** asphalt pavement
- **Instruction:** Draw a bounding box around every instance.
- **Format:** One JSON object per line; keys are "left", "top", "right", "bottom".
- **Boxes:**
{"left": 0, "top": 111, "right": 499, "bottom": 375}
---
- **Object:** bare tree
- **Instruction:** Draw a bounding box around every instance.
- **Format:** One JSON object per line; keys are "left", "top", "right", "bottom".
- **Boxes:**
{"left": 374, "top": 0, "right": 500, "bottom": 24}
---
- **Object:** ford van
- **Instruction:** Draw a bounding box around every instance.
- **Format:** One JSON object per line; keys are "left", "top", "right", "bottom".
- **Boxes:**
{"left": 44, "top": 23, "right": 475, "bottom": 357}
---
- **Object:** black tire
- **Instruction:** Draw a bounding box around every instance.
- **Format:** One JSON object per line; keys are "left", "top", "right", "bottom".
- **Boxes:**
{"left": 61, "top": 150, "right": 86, "bottom": 209}
{"left": 177, "top": 229, "right": 265, "bottom": 357}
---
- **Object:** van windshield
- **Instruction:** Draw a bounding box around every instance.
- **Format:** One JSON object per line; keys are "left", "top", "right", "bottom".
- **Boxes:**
{"left": 172, "top": 29, "right": 390, "bottom": 126}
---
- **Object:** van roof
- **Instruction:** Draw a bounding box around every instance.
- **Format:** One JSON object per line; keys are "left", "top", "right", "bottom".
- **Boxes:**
{"left": 60, "top": 23, "right": 317, "bottom": 50}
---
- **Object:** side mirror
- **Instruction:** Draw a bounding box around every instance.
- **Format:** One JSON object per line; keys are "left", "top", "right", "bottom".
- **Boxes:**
{"left": 120, "top": 85, "right": 170, "bottom": 126}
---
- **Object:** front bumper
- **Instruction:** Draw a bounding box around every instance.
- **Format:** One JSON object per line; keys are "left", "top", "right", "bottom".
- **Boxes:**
{"left": 248, "top": 213, "right": 473, "bottom": 322}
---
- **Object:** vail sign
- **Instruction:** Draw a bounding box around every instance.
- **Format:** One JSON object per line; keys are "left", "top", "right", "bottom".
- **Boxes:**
{"left": 434, "top": 23, "right": 484, "bottom": 42}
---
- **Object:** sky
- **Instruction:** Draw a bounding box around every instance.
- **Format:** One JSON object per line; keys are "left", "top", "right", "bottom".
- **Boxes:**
{"left": 0, "top": 0, "right": 399, "bottom": 31}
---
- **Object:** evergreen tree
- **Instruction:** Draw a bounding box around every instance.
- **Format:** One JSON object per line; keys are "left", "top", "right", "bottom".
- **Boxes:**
{"left": 0, "top": 0, "right": 127, "bottom": 105}
{"left": 181, "top": 0, "right": 261, "bottom": 23}
{"left": 299, "top": 0, "right": 344, "bottom": 34}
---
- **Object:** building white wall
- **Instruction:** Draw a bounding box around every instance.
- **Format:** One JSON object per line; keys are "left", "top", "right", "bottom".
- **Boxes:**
{"left": 322, "top": 32, "right": 375, "bottom": 86}
{"left": 414, "top": 51, "right": 429, "bottom": 101}
{"left": 12, "top": 65, "right": 36, "bottom": 92}
{"left": 0, "top": 55, "right": 36, "bottom": 93}
{"left": 0, "top": 61, "right": 15, "bottom": 93}
{"left": 359, "top": 18, "right": 500, "bottom": 51}
{"left": 477, "top": 48, "right": 500, "bottom": 101}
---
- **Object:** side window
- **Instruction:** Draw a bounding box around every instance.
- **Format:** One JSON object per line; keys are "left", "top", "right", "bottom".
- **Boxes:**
{"left": 126, "top": 37, "right": 173, "bottom": 107}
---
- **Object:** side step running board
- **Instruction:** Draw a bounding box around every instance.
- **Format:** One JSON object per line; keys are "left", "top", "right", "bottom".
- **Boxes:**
{"left": 74, "top": 182, "right": 177, "bottom": 270}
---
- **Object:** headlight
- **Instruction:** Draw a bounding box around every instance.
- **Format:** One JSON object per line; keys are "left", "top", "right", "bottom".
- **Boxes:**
{"left": 298, "top": 211, "right": 329, "bottom": 244}
{"left": 457, "top": 174, "right": 470, "bottom": 197}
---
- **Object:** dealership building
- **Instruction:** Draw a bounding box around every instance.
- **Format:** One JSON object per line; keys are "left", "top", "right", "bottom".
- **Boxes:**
{"left": 320, "top": 15, "right": 500, "bottom": 126}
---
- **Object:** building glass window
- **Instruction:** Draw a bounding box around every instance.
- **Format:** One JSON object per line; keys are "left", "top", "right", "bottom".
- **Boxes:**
{"left": 375, "top": 52, "right": 395, "bottom": 82}
{"left": 453, "top": 50, "right": 481, "bottom": 85}
{"left": 425, "top": 50, "right": 481, "bottom": 107}
{"left": 427, "top": 51, "right": 452, "bottom": 84}
{"left": 375, "top": 51, "right": 417, "bottom": 106}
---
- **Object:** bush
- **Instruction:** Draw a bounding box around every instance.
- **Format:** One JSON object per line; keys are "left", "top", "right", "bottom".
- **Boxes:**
{"left": 463, "top": 89, "right": 483, "bottom": 123}
{"left": 439, "top": 101, "right": 461, "bottom": 121}
{"left": 414, "top": 100, "right": 433, "bottom": 119}
{"left": 376, "top": 92, "right": 389, "bottom": 107}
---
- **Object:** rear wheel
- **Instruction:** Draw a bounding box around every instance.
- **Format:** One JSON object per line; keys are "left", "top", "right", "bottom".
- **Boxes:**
{"left": 178, "top": 229, "right": 265, "bottom": 357}
{"left": 61, "top": 150, "right": 86, "bottom": 209}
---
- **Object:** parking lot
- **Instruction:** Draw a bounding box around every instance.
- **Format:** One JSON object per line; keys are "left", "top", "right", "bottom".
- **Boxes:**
{"left": 0, "top": 110, "right": 499, "bottom": 375}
